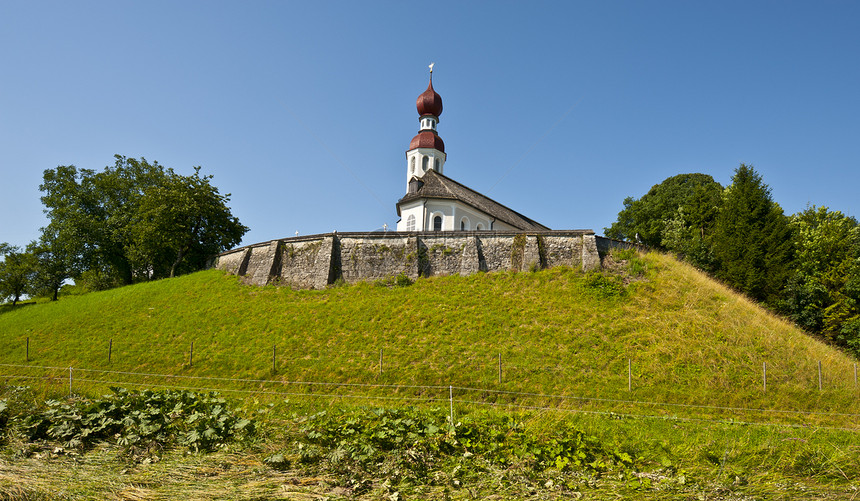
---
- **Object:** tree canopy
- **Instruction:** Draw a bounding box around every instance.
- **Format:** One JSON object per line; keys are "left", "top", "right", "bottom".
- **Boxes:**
{"left": 0, "top": 244, "right": 36, "bottom": 306}
{"left": 607, "top": 164, "right": 860, "bottom": 355}
{"left": 605, "top": 173, "right": 723, "bottom": 250}
{"left": 39, "top": 155, "right": 247, "bottom": 287}
{"left": 711, "top": 164, "right": 794, "bottom": 305}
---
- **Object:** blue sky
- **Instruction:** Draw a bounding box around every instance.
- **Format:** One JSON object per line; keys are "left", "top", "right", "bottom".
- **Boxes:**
{"left": 2, "top": 1, "right": 858, "bottom": 248}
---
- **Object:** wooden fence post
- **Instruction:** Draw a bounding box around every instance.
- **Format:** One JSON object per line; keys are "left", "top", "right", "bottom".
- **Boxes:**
{"left": 449, "top": 385, "right": 454, "bottom": 424}
{"left": 628, "top": 359, "right": 632, "bottom": 391}
{"left": 818, "top": 361, "right": 822, "bottom": 390}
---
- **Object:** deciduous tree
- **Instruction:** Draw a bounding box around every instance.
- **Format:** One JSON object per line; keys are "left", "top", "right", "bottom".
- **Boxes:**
{"left": 39, "top": 155, "right": 247, "bottom": 286}
{"left": 0, "top": 244, "right": 37, "bottom": 306}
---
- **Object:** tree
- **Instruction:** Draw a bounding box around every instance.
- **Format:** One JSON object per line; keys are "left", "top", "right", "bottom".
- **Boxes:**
{"left": 0, "top": 244, "right": 37, "bottom": 306}
{"left": 606, "top": 173, "right": 723, "bottom": 247}
{"left": 605, "top": 173, "right": 723, "bottom": 269}
{"left": 128, "top": 167, "right": 248, "bottom": 278}
{"left": 711, "top": 164, "right": 794, "bottom": 305}
{"left": 40, "top": 155, "right": 247, "bottom": 286}
{"left": 782, "top": 206, "right": 860, "bottom": 350}
{"left": 40, "top": 156, "right": 168, "bottom": 285}
{"left": 27, "top": 230, "right": 72, "bottom": 301}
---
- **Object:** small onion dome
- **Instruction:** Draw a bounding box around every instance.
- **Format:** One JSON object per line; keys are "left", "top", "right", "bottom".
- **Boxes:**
{"left": 409, "top": 130, "right": 445, "bottom": 152}
{"left": 416, "top": 79, "right": 443, "bottom": 117}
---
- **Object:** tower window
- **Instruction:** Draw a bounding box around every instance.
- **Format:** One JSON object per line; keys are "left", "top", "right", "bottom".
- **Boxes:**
{"left": 406, "top": 214, "right": 416, "bottom": 231}
{"left": 433, "top": 215, "right": 442, "bottom": 231}
{"left": 422, "top": 156, "right": 428, "bottom": 172}
{"left": 410, "top": 157, "right": 415, "bottom": 174}
{"left": 434, "top": 158, "right": 440, "bottom": 171}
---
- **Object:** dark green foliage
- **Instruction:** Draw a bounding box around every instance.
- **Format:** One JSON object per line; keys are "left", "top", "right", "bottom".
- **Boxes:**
{"left": 128, "top": 166, "right": 248, "bottom": 278}
{"left": 375, "top": 272, "right": 414, "bottom": 288}
{"left": 26, "top": 234, "right": 71, "bottom": 301}
{"left": 583, "top": 272, "right": 627, "bottom": 299}
{"left": 299, "top": 407, "right": 631, "bottom": 485}
{"left": 711, "top": 164, "right": 794, "bottom": 305}
{"left": 21, "top": 388, "right": 254, "bottom": 454}
{"left": 39, "top": 155, "right": 247, "bottom": 287}
{"left": 0, "top": 244, "right": 37, "bottom": 306}
{"left": 781, "top": 206, "right": 860, "bottom": 352}
{"left": 0, "top": 400, "right": 8, "bottom": 435}
{"left": 605, "top": 173, "right": 723, "bottom": 255}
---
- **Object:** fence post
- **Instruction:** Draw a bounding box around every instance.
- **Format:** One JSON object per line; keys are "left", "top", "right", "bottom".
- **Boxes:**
{"left": 818, "top": 361, "right": 822, "bottom": 390}
{"left": 498, "top": 353, "right": 502, "bottom": 384}
{"left": 26, "top": 337, "right": 29, "bottom": 362}
{"left": 763, "top": 362, "right": 766, "bottom": 392}
{"left": 449, "top": 385, "right": 453, "bottom": 424}
{"left": 190, "top": 341, "right": 194, "bottom": 367}
{"left": 109, "top": 339, "right": 112, "bottom": 364}
{"left": 68, "top": 367, "right": 73, "bottom": 397}
{"left": 628, "top": 358, "right": 632, "bottom": 391}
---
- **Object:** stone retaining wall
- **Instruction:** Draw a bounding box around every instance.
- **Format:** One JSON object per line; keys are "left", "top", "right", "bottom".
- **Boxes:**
{"left": 215, "top": 230, "right": 626, "bottom": 289}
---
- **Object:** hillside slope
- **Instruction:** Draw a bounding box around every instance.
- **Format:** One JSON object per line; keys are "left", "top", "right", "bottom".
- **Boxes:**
{"left": 0, "top": 251, "right": 857, "bottom": 426}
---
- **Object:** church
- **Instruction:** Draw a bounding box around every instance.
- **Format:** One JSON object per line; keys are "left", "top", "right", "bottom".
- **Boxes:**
{"left": 214, "top": 68, "right": 623, "bottom": 289}
{"left": 395, "top": 70, "right": 549, "bottom": 233}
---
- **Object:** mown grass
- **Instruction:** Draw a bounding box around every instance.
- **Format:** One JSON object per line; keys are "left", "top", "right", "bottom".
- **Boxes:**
{"left": 1, "top": 250, "right": 860, "bottom": 499}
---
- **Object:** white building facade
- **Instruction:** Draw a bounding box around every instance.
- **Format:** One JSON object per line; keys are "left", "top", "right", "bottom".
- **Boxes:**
{"left": 396, "top": 72, "right": 548, "bottom": 233}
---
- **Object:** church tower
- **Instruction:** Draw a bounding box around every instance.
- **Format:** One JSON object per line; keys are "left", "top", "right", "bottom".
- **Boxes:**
{"left": 405, "top": 67, "right": 446, "bottom": 190}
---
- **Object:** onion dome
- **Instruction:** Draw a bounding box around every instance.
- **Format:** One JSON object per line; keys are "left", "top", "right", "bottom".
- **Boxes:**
{"left": 409, "top": 130, "right": 445, "bottom": 152}
{"left": 416, "top": 79, "right": 443, "bottom": 117}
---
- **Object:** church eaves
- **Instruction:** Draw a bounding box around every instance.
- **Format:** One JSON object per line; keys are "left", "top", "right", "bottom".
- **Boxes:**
{"left": 397, "top": 169, "right": 550, "bottom": 231}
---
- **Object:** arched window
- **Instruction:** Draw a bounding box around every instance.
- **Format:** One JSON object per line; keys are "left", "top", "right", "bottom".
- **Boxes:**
{"left": 406, "top": 214, "right": 416, "bottom": 231}
{"left": 476, "top": 223, "right": 484, "bottom": 231}
{"left": 433, "top": 215, "right": 442, "bottom": 231}
{"left": 410, "top": 157, "right": 415, "bottom": 175}
{"left": 422, "top": 156, "right": 429, "bottom": 172}
{"left": 460, "top": 217, "right": 470, "bottom": 231}
{"left": 434, "top": 158, "right": 440, "bottom": 172}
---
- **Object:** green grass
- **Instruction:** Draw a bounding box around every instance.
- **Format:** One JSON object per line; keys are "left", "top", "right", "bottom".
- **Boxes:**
{"left": 1, "top": 252, "right": 856, "bottom": 420}
{"left": 1, "top": 250, "right": 859, "bottom": 499}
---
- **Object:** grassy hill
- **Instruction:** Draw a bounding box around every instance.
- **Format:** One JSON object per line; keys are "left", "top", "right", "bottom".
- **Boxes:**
{"left": 1, "top": 250, "right": 859, "bottom": 499}
{"left": 1, "top": 250, "right": 857, "bottom": 419}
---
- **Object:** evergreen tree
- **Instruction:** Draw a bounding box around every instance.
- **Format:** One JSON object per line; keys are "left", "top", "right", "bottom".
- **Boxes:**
{"left": 711, "top": 164, "right": 794, "bottom": 304}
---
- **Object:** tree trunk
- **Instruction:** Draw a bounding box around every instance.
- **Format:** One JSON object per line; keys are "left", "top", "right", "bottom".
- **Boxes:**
{"left": 170, "top": 246, "right": 188, "bottom": 278}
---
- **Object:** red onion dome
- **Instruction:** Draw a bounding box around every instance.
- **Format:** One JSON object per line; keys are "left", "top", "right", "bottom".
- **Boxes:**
{"left": 416, "top": 79, "right": 443, "bottom": 117}
{"left": 409, "top": 130, "right": 445, "bottom": 152}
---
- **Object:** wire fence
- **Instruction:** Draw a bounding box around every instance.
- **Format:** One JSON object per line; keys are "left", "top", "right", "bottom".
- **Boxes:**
{"left": 13, "top": 335, "right": 860, "bottom": 395}
{"left": 2, "top": 363, "right": 859, "bottom": 433}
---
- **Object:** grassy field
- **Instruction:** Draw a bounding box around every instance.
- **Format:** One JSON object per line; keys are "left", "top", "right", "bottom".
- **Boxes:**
{"left": 1, "top": 250, "right": 859, "bottom": 499}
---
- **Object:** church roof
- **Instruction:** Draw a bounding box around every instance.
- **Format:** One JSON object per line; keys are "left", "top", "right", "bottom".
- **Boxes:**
{"left": 409, "top": 130, "right": 445, "bottom": 152}
{"left": 416, "top": 78, "right": 443, "bottom": 117}
{"left": 397, "top": 169, "right": 550, "bottom": 231}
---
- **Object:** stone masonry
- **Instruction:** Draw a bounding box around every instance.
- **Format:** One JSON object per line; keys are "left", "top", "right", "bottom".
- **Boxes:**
{"left": 215, "top": 230, "right": 629, "bottom": 289}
